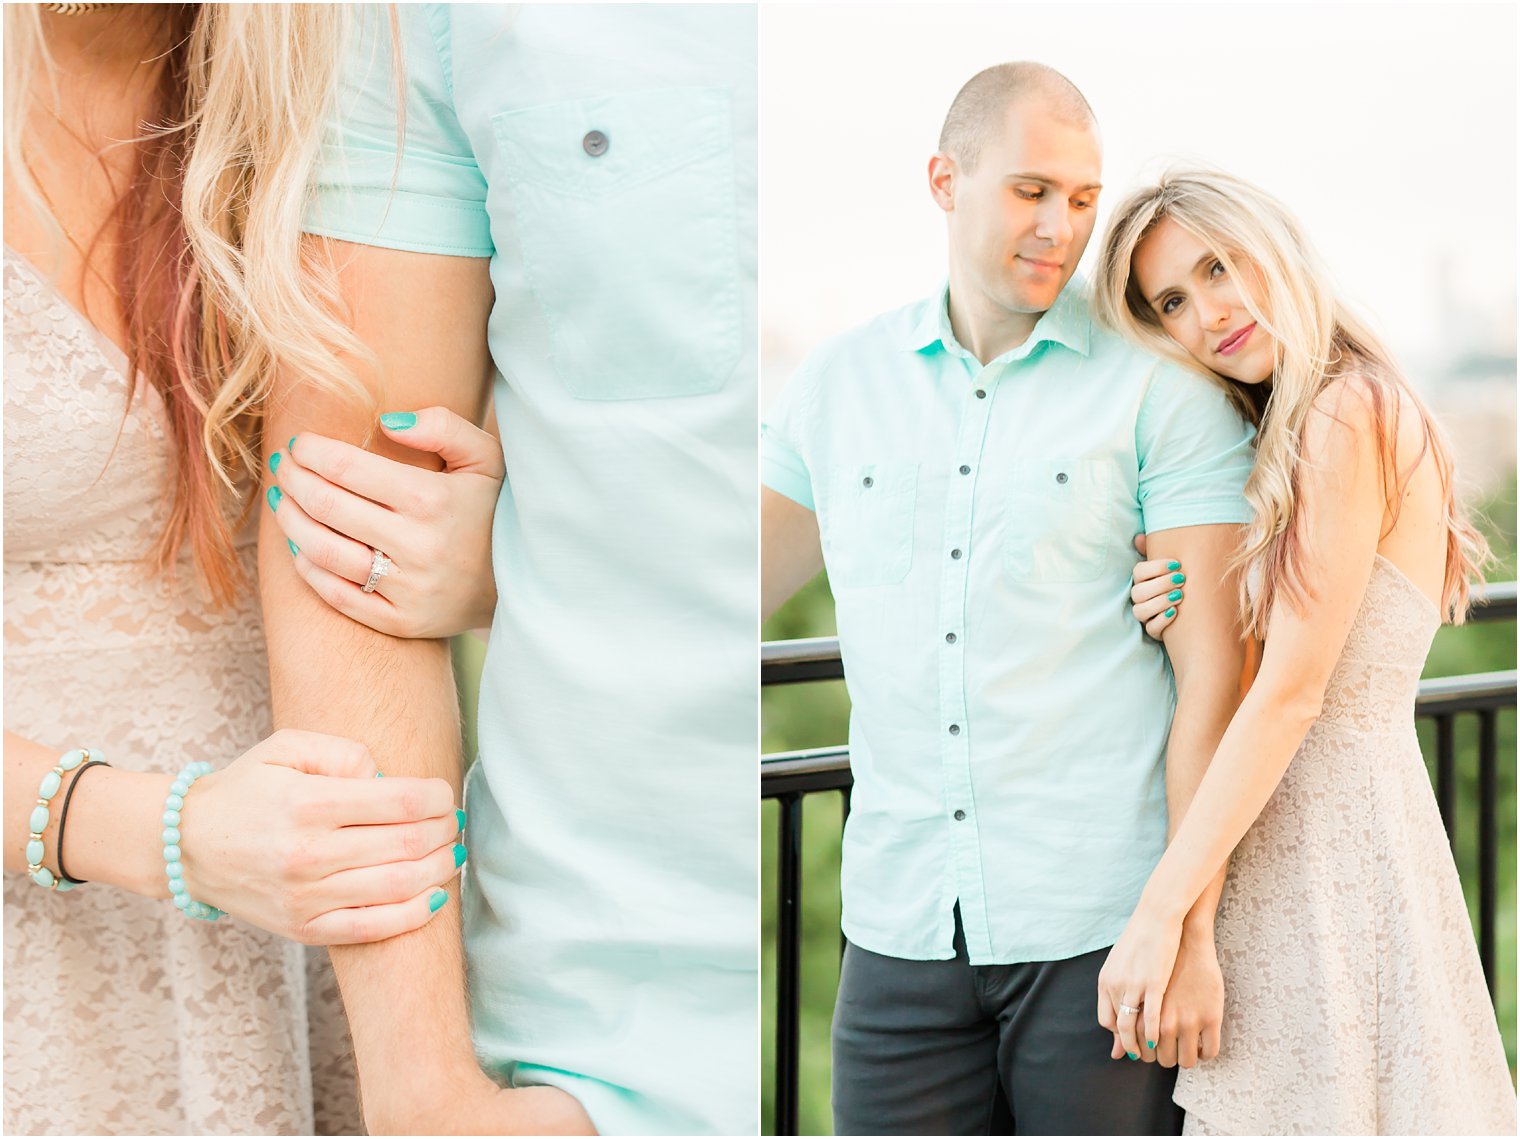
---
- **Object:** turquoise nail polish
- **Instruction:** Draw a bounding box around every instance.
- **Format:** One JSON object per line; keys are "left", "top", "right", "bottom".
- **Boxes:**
{"left": 428, "top": 889, "right": 449, "bottom": 913}
{"left": 1167, "top": 589, "right": 1183, "bottom": 602}
{"left": 1127, "top": 1052, "right": 1138, "bottom": 1061}
{"left": 1147, "top": 1040, "right": 1156, "bottom": 1049}
{"left": 1167, "top": 560, "right": 1181, "bottom": 571}
{"left": 456, "top": 808, "right": 467, "bottom": 831}
{"left": 380, "top": 411, "right": 417, "bottom": 430}
{"left": 1171, "top": 572, "right": 1185, "bottom": 584}
{"left": 1165, "top": 607, "right": 1176, "bottom": 618}
{"left": 374, "top": 771, "right": 384, "bottom": 778}
{"left": 287, "top": 539, "right": 299, "bottom": 557}
{"left": 268, "top": 451, "right": 281, "bottom": 475}
{"left": 266, "top": 486, "right": 282, "bottom": 512}
{"left": 453, "top": 843, "right": 467, "bottom": 868}
{"left": 288, "top": 435, "right": 298, "bottom": 455}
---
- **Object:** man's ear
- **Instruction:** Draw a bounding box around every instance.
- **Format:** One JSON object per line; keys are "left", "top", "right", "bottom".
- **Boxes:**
{"left": 928, "top": 152, "right": 957, "bottom": 213}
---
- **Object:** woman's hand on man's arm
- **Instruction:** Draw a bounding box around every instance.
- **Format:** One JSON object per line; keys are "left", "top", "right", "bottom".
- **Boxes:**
{"left": 4, "top": 729, "right": 462, "bottom": 943}
{"left": 268, "top": 405, "right": 503, "bottom": 639}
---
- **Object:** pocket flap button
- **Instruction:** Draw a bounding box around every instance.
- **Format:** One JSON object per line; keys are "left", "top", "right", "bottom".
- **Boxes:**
{"left": 582, "top": 130, "right": 609, "bottom": 157}
{"left": 1056, "top": 471, "right": 1068, "bottom": 484}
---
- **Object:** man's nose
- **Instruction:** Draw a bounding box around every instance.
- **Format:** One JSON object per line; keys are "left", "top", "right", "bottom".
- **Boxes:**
{"left": 1033, "top": 201, "right": 1075, "bottom": 246}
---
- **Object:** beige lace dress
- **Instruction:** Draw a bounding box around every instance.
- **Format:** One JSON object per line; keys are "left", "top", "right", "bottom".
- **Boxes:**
{"left": 3, "top": 247, "right": 361, "bottom": 1135}
{"left": 1175, "top": 554, "right": 1517, "bottom": 1135}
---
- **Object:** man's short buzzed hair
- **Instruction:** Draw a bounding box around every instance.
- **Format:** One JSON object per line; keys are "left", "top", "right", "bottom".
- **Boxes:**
{"left": 938, "top": 62, "right": 1096, "bottom": 173}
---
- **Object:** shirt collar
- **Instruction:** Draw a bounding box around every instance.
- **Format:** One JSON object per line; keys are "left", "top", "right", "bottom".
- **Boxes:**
{"left": 902, "top": 277, "right": 1093, "bottom": 361}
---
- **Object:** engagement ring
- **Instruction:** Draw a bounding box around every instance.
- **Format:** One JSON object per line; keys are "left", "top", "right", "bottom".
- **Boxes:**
{"left": 362, "top": 549, "right": 392, "bottom": 594}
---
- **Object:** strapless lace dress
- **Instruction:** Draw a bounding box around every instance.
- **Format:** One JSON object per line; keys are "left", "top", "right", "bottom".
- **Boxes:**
{"left": 3, "top": 247, "right": 361, "bottom": 1135}
{"left": 1175, "top": 554, "right": 1516, "bottom": 1135}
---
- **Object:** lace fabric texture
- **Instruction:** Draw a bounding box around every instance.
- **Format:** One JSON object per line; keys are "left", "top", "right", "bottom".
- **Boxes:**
{"left": 3, "top": 248, "right": 360, "bottom": 1135}
{"left": 1174, "top": 555, "right": 1517, "bottom": 1135}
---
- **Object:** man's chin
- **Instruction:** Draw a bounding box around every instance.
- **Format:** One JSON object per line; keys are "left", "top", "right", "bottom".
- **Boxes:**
{"left": 999, "top": 284, "right": 1066, "bottom": 316}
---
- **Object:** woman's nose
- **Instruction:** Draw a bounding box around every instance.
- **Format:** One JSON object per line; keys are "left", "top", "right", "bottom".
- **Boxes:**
{"left": 1197, "top": 298, "right": 1231, "bottom": 332}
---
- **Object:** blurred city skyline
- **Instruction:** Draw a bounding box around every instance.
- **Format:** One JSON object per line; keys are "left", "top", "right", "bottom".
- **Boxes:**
{"left": 759, "top": 3, "right": 1517, "bottom": 490}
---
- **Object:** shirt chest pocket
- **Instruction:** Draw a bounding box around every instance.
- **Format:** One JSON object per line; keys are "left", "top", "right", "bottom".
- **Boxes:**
{"left": 492, "top": 87, "right": 742, "bottom": 401}
{"left": 1004, "top": 459, "right": 1113, "bottom": 583}
{"left": 821, "top": 463, "right": 918, "bottom": 588}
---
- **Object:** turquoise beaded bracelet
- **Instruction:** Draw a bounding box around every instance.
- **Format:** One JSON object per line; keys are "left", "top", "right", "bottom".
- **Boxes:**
{"left": 163, "top": 761, "right": 224, "bottom": 922}
{"left": 26, "top": 747, "right": 90, "bottom": 891}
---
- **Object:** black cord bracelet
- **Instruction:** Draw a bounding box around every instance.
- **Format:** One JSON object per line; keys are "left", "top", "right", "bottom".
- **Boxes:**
{"left": 55, "top": 759, "right": 110, "bottom": 886}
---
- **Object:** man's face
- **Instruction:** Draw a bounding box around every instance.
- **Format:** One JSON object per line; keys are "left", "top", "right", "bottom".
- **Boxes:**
{"left": 946, "top": 103, "right": 1103, "bottom": 317}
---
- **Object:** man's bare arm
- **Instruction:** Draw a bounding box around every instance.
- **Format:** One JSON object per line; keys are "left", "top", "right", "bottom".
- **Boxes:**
{"left": 762, "top": 487, "right": 823, "bottom": 621}
{"left": 1149, "top": 523, "right": 1249, "bottom": 928}
{"left": 1130, "top": 523, "right": 1247, "bottom": 1065}
{"left": 260, "top": 241, "right": 496, "bottom": 1131}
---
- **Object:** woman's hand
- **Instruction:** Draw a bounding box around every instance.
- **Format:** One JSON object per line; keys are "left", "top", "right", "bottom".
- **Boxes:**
{"left": 267, "top": 407, "right": 503, "bottom": 639}
{"left": 1096, "top": 899, "right": 1186, "bottom": 1063}
{"left": 1131, "top": 533, "right": 1186, "bottom": 640}
{"left": 180, "top": 729, "right": 465, "bottom": 945}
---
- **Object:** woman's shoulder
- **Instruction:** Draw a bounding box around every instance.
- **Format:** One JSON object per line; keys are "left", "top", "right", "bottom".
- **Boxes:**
{"left": 1305, "top": 370, "right": 1424, "bottom": 461}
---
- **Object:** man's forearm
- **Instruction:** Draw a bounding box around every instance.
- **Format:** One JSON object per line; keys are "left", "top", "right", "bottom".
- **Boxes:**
{"left": 261, "top": 242, "right": 500, "bottom": 1129}
{"left": 1164, "top": 674, "right": 1242, "bottom": 936}
{"left": 261, "top": 543, "right": 479, "bottom": 1126}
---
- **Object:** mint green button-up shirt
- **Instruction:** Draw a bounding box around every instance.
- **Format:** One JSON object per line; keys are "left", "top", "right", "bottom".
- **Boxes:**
{"left": 305, "top": 7, "right": 757, "bottom": 1134}
{"left": 763, "top": 283, "right": 1255, "bottom": 966}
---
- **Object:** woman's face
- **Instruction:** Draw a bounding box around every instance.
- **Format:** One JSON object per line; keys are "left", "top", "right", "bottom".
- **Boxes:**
{"left": 1131, "top": 216, "right": 1274, "bottom": 385}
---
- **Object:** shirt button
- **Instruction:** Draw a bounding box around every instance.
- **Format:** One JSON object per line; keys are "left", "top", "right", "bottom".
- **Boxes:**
{"left": 953, "top": 809, "right": 966, "bottom": 821}
{"left": 948, "top": 724, "right": 961, "bottom": 736}
{"left": 1056, "top": 471, "right": 1069, "bottom": 484}
{"left": 862, "top": 476, "right": 874, "bottom": 487}
{"left": 945, "top": 632, "right": 957, "bottom": 644}
{"left": 582, "top": 130, "right": 609, "bottom": 157}
{"left": 975, "top": 389, "right": 987, "bottom": 399}
{"left": 950, "top": 548, "right": 962, "bottom": 559}
{"left": 959, "top": 465, "right": 971, "bottom": 476}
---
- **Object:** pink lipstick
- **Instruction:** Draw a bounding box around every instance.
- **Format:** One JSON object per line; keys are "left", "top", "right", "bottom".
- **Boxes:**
{"left": 1217, "top": 322, "right": 1256, "bottom": 356}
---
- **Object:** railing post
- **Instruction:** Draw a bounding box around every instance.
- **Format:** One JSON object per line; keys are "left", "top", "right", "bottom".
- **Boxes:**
{"left": 1478, "top": 708, "right": 1497, "bottom": 998}
{"left": 840, "top": 786, "right": 851, "bottom": 961}
{"left": 1435, "top": 714, "right": 1456, "bottom": 852}
{"left": 775, "top": 794, "right": 803, "bottom": 1136}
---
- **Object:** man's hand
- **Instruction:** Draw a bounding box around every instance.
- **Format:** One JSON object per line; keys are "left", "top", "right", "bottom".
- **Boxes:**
{"left": 1150, "top": 925, "right": 1224, "bottom": 1069}
{"left": 369, "top": 1071, "right": 598, "bottom": 1136}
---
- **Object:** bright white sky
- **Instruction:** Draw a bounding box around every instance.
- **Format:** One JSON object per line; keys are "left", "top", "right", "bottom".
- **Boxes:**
{"left": 760, "top": 2, "right": 1518, "bottom": 406}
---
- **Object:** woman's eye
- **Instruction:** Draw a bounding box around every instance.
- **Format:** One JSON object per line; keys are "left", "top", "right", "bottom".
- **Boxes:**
{"left": 1209, "top": 259, "right": 1226, "bottom": 279}
{"left": 1161, "top": 296, "right": 1182, "bottom": 316}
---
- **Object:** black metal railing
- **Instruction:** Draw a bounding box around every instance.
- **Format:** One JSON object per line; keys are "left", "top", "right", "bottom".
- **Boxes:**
{"left": 761, "top": 581, "right": 1517, "bottom": 1136}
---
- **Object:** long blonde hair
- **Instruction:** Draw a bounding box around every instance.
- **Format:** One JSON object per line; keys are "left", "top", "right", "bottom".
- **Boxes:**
{"left": 1093, "top": 167, "right": 1488, "bottom": 634}
{"left": 5, "top": 4, "right": 373, "bottom": 606}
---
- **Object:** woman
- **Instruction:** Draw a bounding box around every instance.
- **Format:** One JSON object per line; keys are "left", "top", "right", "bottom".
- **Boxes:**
{"left": 1088, "top": 168, "right": 1515, "bottom": 1133}
{"left": 4, "top": 6, "right": 465, "bottom": 1133}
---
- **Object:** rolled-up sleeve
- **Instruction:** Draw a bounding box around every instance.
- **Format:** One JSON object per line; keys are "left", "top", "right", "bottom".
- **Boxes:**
{"left": 1136, "top": 362, "right": 1257, "bottom": 532}
{"left": 303, "top": 5, "right": 493, "bottom": 258}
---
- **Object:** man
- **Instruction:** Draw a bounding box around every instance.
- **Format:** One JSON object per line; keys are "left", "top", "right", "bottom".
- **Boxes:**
{"left": 763, "top": 63, "right": 1253, "bottom": 1134}
{"left": 260, "top": 6, "right": 758, "bottom": 1134}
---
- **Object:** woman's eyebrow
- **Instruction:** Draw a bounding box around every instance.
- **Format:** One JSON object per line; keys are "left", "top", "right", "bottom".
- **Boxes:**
{"left": 1147, "top": 253, "right": 1216, "bottom": 305}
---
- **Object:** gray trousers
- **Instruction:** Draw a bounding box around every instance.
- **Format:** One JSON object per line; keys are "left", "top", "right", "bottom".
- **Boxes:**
{"left": 831, "top": 912, "right": 1184, "bottom": 1136}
